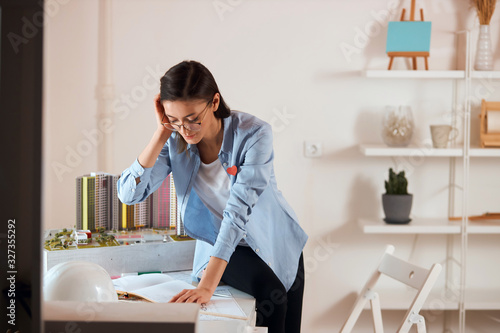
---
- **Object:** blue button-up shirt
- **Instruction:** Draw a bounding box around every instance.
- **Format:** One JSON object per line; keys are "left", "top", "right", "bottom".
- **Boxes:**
{"left": 117, "top": 111, "right": 308, "bottom": 291}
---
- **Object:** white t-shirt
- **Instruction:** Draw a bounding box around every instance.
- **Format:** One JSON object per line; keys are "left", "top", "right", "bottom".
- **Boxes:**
{"left": 193, "top": 159, "right": 248, "bottom": 246}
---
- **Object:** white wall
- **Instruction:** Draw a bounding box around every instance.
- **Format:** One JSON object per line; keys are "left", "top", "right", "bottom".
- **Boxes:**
{"left": 43, "top": 0, "right": 500, "bottom": 331}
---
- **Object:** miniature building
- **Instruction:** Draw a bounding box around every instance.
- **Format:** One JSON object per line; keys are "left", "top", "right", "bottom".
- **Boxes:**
{"left": 151, "top": 175, "right": 172, "bottom": 229}
{"left": 76, "top": 172, "right": 179, "bottom": 232}
{"left": 76, "top": 231, "right": 90, "bottom": 245}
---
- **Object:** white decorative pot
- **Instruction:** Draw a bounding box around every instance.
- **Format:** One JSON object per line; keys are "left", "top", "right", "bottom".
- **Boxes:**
{"left": 475, "top": 25, "right": 494, "bottom": 71}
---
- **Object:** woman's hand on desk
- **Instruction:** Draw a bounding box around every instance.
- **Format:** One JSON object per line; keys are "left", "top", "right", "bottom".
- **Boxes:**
{"left": 169, "top": 286, "right": 213, "bottom": 304}
{"left": 169, "top": 256, "right": 227, "bottom": 304}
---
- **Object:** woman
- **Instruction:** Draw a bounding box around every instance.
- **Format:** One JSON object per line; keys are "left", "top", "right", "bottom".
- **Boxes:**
{"left": 117, "top": 60, "right": 308, "bottom": 332}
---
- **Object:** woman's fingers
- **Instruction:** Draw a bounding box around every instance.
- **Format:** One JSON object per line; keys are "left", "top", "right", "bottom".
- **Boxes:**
{"left": 169, "top": 289, "right": 187, "bottom": 303}
{"left": 178, "top": 290, "right": 199, "bottom": 303}
{"left": 168, "top": 288, "right": 212, "bottom": 304}
{"left": 169, "top": 289, "right": 198, "bottom": 303}
{"left": 175, "top": 292, "right": 189, "bottom": 303}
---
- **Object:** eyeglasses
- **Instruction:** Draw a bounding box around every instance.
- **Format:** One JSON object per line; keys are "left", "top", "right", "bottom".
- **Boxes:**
{"left": 161, "top": 101, "right": 211, "bottom": 132}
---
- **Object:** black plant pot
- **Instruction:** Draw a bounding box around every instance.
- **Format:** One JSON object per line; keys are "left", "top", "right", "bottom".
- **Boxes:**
{"left": 382, "top": 194, "right": 413, "bottom": 224}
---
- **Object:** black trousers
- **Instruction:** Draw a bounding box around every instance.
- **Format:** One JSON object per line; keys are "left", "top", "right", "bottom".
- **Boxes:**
{"left": 221, "top": 246, "right": 305, "bottom": 333}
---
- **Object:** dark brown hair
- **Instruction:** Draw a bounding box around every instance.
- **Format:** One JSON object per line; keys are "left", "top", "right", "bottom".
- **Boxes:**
{"left": 160, "top": 60, "right": 230, "bottom": 153}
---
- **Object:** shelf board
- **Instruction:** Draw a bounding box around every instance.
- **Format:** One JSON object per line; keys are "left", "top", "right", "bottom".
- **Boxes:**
{"left": 466, "top": 289, "right": 500, "bottom": 310}
{"left": 365, "top": 70, "right": 465, "bottom": 79}
{"left": 359, "top": 144, "right": 462, "bottom": 157}
{"left": 361, "top": 288, "right": 500, "bottom": 310}
{"left": 359, "top": 144, "right": 500, "bottom": 157}
{"left": 471, "top": 71, "right": 500, "bottom": 79}
{"left": 468, "top": 220, "right": 500, "bottom": 234}
{"left": 470, "top": 146, "right": 500, "bottom": 157}
{"left": 365, "top": 69, "right": 500, "bottom": 79}
{"left": 361, "top": 218, "right": 461, "bottom": 234}
{"left": 361, "top": 218, "right": 500, "bottom": 234}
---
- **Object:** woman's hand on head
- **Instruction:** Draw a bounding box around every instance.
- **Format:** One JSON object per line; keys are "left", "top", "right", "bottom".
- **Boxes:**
{"left": 168, "top": 286, "right": 213, "bottom": 305}
{"left": 154, "top": 93, "right": 172, "bottom": 136}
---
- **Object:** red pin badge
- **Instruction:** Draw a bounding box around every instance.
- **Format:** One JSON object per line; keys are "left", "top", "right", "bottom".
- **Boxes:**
{"left": 226, "top": 165, "right": 237, "bottom": 176}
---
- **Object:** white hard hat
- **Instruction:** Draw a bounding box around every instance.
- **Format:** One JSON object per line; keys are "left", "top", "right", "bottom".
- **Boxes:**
{"left": 44, "top": 261, "right": 118, "bottom": 302}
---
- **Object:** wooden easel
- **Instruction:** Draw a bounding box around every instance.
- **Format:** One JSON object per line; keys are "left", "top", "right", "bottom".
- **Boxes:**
{"left": 388, "top": 0, "right": 429, "bottom": 70}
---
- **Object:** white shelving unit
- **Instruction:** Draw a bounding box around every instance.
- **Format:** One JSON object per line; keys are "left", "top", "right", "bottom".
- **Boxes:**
{"left": 361, "top": 218, "right": 461, "bottom": 234}
{"left": 360, "top": 218, "right": 500, "bottom": 235}
{"left": 359, "top": 143, "right": 500, "bottom": 157}
{"left": 471, "top": 71, "right": 500, "bottom": 79}
{"left": 361, "top": 31, "right": 500, "bottom": 333}
{"left": 365, "top": 69, "right": 465, "bottom": 79}
{"left": 465, "top": 290, "right": 500, "bottom": 310}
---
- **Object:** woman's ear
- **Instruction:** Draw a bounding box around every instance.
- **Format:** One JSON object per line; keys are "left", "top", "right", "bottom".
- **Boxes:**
{"left": 212, "top": 93, "right": 220, "bottom": 112}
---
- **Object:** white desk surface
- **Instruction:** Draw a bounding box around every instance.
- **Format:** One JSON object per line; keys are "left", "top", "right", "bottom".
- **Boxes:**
{"left": 198, "top": 285, "right": 262, "bottom": 333}
{"left": 44, "top": 269, "right": 265, "bottom": 332}
{"left": 161, "top": 270, "right": 265, "bottom": 333}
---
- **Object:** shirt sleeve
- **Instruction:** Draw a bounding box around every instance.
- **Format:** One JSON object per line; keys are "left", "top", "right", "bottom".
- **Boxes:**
{"left": 210, "top": 123, "right": 274, "bottom": 262}
{"left": 117, "top": 141, "right": 172, "bottom": 205}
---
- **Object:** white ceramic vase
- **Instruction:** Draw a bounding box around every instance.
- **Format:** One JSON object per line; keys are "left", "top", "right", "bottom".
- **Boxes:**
{"left": 475, "top": 25, "right": 494, "bottom": 71}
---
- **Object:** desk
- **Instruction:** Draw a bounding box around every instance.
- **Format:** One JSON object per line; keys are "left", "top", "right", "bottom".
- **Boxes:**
{"left": 43, "top": 240, "right": 267, "bottom": 331}
{"left": 199, "top": 285, "right": 258, "bottom": 333}
{"left": 44, "top": 286, "right": 265, "bottom": 333}
{"left": 169, "top": 271, "right": 264, "bottom": 332}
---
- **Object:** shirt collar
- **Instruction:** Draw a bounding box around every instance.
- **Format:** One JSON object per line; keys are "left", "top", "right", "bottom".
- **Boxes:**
{"left": 220, "top": 114, "right": 233, "bottom": 155}
{"left": 186, "top": 113, "right": 234, "bottom": 155}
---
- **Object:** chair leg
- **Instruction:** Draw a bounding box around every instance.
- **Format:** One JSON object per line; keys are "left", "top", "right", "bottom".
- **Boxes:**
{"left": 388, "top": 57, "right": 394, "bottom": 70}
{"left": 340, "top": 297, "right": 368, "bottom": 333}
{"left": 412, "top": 57, "right": 417, "bottom": 70}
{"left": 424, "top": 57, "right": 429, "bottom": 70}
{"left": 401, "top": 313, "right": 426, "bottom": 333}
{"left": 370, "top": 294, "right": 384, "bottom": 333}
{"left": 416, "top": 318, "right": 427, "bottom": 333}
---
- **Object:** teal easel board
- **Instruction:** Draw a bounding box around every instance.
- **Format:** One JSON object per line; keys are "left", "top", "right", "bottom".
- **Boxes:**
{"left": 386, "top": 22, "right": 431, "bottom": 52}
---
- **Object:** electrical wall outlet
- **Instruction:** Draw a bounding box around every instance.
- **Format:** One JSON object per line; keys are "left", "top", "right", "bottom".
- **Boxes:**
{"left": 304, "top": 141, "right": 323, "bottom": 158}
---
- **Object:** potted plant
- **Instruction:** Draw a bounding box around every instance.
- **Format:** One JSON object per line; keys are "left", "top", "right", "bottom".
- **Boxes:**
{"left": 382, "top": 168, "right": 412, "bottom": 224}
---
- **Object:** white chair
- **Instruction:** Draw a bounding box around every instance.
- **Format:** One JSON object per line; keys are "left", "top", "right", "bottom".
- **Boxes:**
{"left": 340, "top": 245, "right": 442, "bottom": 333}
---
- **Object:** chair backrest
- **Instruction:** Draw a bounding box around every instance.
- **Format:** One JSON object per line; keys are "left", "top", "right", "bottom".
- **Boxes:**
{"left": 381, "top": 248, "right": 442, "bottom": 332}
{"left": 340, "top": 245, "right": 442, "bottom": 333}
{"left": 378, "top": 251, "right": 430, "bottom": 290}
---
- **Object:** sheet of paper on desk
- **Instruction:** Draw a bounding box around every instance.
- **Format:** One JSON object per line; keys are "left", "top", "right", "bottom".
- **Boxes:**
{"left": 113, "top": 273, "right": 175, "bottom": 291}
{"left": 213, "top": 285, "right": 233, "bottom": 297}
{"left": 130, "top": 283, "right": 247, "bottom": 320}
{"left": 133, "top": 280, "right": 197, "bottom": 302}
{"left": 199, "top": 295, "right": 246, "bottom": 321}
{"left": 113, "top": 274, "right": 246, "bottom": 320}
